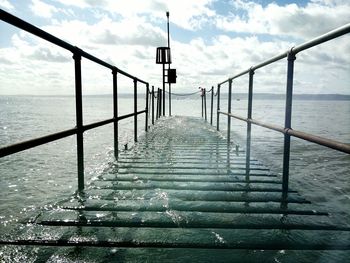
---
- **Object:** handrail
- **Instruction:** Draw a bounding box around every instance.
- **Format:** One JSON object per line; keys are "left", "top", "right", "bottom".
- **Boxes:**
{"left": 219, "top": 23, "right": 350, "bottom": 85}
{"left": 0, "top": 9, "right": 147, "bottom": 84}
{"left": 206, "top": 23, "right": 350, "bottom": 203}
{"left": 0, "top": 9, "right": 157, "bottom": 192}
{"left": 0, "top": 128, "right": 77, "bottom": 158}
{"left": 219, "top": 112, "right": 350, "bottom": 154}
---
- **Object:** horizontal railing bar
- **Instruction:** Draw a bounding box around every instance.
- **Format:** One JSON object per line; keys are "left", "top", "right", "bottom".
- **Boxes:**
{"left": 293, "top": 23, "right": 350, "bottom": 54}
{"left": 118, "top": 113, "right": 135, "bottom": 121}
{"left": 0, "top": 108, "right": 146, "bottom": 158}
{"left": 83, "top": 118, "right": 115, "bottom": 131}
{"left": 0, "top": 128, "right": 77, "bottom": 158}
{"left": 221, "top": 111, "right": 350, "bottom": 154}
{"left": 219, "top": 111, "right": 248, "bottom": 123}
{"left": 134, "top": 78, "right": 148, "bottom": 85}
{"left": 252, "top": 53, "right": 287, "bottom": 71}
{"left": 231, "top": 69, "right": 250, "bottom": 80}
{"left": 118, "top": 110, "right": 147, "bottom": 121}
{"left": 219, "top": 23, "right": 350, "bottom": 84}
{"left": 218, "top": 79, "right": 230, "bottom": 86}
{"left": 0, "top": 9, "right": 148, "bottom": 84}
{"left": 288, "top": 129, "right": 350, "bottom": 154}
{"left": 0, "top": 9, "right": 74, "bottom": 52}
{"left": 219, "top": 111, "right": 285, "bottom": 133}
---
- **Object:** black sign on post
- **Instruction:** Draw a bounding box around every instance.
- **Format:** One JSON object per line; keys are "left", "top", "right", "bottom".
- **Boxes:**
{"left": 168, "top": 69, "right": 177, "bottom": 84}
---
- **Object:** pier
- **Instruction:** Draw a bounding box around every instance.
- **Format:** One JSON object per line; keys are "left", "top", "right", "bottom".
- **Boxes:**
{"left": 0, "top": 9, "right": 350, "bottom": 262}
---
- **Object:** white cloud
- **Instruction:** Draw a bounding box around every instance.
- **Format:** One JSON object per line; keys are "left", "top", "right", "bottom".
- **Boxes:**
{"left": 93, "top": 17, "right": 166, "bottom": 46}
{"left": 30, "top": 0, "right": 58, "bottom": 18}
{"left": 216, "top": 0, "right": 350, "bottom": 39}
{"left": 0, "top": 0, "right": 14, "bottom": 10}
{"left": 54, "top": 0, "right": 215, "bottom": 30}
{"left": 0, "top": 0, "right": 349, "bottom": 95}
{"left": 170, "top": 35, "right": 295, "bottom": 93}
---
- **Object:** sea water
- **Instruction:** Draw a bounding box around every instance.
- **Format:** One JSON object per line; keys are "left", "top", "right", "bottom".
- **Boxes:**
{"left": 0, "top": 95, "right": 349, "bottom": 261}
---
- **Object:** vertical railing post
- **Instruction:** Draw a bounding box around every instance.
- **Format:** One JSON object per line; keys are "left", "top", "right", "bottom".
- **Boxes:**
{"left": 73, "top": 51, "right": 84, "bottom": 192}
{"left": 159, "top": 88, "right": 162, "bottom": 118}
{"left": 152, "top": 86, "right": 155, "bottom": 125}
{"left": 145, "top": 83, "right": 149, "bottom": 132}
{"left": 210, "top": 86, "right": 214, "bottom": 125}
{"left": 201, "top": 89, "right": 204, "bottom": 118}
{"left": 204, "top": 88, "right": 207, "bottom": 121}
{"left": 169, "top": 82, "right": 172, "bottom": 117}
{"left": 282, "top": 51, "right": 296, "bottom": 201}
{"left": 156, "top": 88, "right": 159, "bottom": 120}
{"left": 216, "top": 84, "right": 221, "bottom": 131}
{"left": 227, "top": 79, "right": 232, "bottom": 145}
{"left": 134, "top": 78, "right": 138, "bottom": 142}
{"left": 112, "top": 68, "right": 118, "bottom": 160}
{"left": 246, "top": 69, "right": 254, "bottom": 180}
{"left": 162, "top": 64, "right": 165, "bottom": 116}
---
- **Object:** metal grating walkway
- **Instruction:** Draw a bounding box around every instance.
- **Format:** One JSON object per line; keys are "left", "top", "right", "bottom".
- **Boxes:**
{"left": 1, "top": 117, "right": 349, "bottom": 261}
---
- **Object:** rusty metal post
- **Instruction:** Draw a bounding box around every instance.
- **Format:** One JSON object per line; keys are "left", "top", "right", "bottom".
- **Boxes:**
{"left": 134, "top": 78, "right": 138, "bottom": 142}
{"left": 227, "top": 79, "right": 232, "bottom": 145}
{"left": 112, "top": 68, "right": 118, "bottom": 160}
{"left": 282, "top": 51, "right": 296, "bottom": 200}
{"left": 152, "top": 86, "right": 155, "bottom": 125}
{"left": 246, "top": 69, "right": 254, "bottom": 180}
{"left": 210, "top": 86, "right": 214, "bottom": 125}
{"left": 73, "top": 52, "right": 84, "bottom": 192}
{"left": 216, "top": 84, "right": 221, "bottom": 131}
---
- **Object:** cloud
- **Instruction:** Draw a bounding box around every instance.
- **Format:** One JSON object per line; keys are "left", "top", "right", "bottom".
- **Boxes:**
{"left": 215, "top": 0, "right": 350, "bottom": 39}
{"left": 54, "top": 0, "right": 215, "bottom": 31}
{"left": 93, "top": 20, "right": 166, "bottom": 47}
{"left": 170, "top": 35, "right": 293, "bottom": 92}
{"left": 0, "top": 0, "right": 349, "bottom": 95}
{"left": 28, "top": 47, "right": 71, "bottom": 62}
{"left": 0, "top": 0, "right": 14, "bottom": 10}
{"left": 30, "top": 0, "right": 58, "bottom": 18}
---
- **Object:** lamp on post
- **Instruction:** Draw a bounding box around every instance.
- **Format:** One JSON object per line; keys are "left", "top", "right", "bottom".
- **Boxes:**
{"left": 156, "top": 11, "right": 177, "bottom": 117}
{"left": 156, "top": 47, "right": 171, "bottom": 116}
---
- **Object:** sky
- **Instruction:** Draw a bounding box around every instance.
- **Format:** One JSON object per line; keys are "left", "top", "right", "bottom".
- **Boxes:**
{"left": 0, "top": 0, "right": 349, "bottom": 95}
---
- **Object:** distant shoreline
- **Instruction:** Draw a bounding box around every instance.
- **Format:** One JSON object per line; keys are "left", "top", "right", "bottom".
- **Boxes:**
{"left": 1, "top": 93, "right": 350, "bottom": 101}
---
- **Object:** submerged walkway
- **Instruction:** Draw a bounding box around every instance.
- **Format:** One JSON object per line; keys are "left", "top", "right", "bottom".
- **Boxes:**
{"left": 1, "top": 117, "right": 350, "bottom": 261}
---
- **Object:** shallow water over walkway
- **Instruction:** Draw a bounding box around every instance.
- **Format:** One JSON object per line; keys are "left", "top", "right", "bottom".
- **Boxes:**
{"left": 0, "top": 116, "right": 349, "bottom": 262}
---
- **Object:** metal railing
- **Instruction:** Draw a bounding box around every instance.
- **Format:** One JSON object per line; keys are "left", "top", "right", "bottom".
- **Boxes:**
{"left": 200, "top": 87, "right": 215, "bottom": 123}
{"left": 203, "top": 23, "right": 350, "bottom": 201}
{"left": 0, "top": 9, "right": 158, "bottom": 192}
